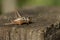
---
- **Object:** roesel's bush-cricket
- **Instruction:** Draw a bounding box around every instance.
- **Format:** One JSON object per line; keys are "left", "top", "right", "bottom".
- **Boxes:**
{"left": 4, "top": 9, "right": 31, "bottom": 25}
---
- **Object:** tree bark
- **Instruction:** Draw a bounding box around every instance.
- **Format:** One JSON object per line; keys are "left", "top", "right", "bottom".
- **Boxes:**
{"left": 2, "top": 0, "right": 16, "bottom": 14}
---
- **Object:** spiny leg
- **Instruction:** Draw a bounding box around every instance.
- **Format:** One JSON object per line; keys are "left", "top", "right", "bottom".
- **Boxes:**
{"left": 16, "top": 10, "right": 21, "bottom": 17}
{"left": 16, "top": 8, "right": 22, "bottom": 18}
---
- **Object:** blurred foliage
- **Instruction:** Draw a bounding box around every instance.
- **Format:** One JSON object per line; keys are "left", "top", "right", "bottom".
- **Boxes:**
{"left": 0, "top": 0, "right": 2, "bottom": 14}
{"left": 17, "top": 0, "right": 60, "bottom": 7}
{"left": 17, "top": 0, "right": 28, "bottom": 7}
{"left": 0, "top": 0, "right": 60, "bottom": 14}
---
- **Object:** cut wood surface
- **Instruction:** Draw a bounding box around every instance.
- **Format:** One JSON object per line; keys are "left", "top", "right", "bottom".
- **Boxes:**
{"left": 0, "top": 7, "right": 60, "bottom": 40}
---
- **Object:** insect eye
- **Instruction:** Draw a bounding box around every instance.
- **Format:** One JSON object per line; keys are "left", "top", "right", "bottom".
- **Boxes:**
{"left": 22, "top": 17, "right": 25, "bottom": 19}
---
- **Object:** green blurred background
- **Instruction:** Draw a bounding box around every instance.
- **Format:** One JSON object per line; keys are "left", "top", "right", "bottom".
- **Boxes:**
{"left": 0, "top": 0, "right": 60, "bottom": 14}
{"left": 0, "top": 0, "right": 2, "bottom": 14}
{"left": 17, "top": 0, "right": 60, "bottom": 7}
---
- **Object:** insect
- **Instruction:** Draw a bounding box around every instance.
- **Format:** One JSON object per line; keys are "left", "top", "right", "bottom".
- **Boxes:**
{"left": 4, "top": 9, "right": 31, "bottom": 25}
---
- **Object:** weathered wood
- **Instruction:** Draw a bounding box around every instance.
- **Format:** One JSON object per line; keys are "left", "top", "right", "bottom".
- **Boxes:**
{"left": 0, "top": 7, "right": 60, "bottom": 40}
{"left": 0, "top": 27, "right": 45, "bottom": 40}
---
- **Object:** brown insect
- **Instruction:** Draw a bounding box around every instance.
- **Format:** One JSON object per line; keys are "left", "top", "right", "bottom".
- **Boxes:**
{"left": 4, "top": 9, "right": 31, "bottom": 25}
